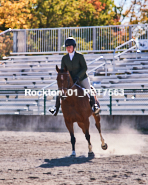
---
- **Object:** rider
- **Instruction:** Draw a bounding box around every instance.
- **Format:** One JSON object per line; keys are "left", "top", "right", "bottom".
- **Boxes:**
{"left": 49, "top": 36, "right": 100, "bottom": 116}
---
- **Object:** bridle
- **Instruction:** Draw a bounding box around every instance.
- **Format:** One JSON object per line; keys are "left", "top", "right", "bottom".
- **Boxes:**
{"left": 57, "top": 72, "right": 77, "bottom": 99}
{"left": 57, "top": 72, "right": 70, "bottom": 91}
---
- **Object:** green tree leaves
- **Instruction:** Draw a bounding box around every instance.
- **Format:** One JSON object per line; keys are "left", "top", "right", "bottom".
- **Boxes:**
{"left": 0, "top": 0, "right": 38, "bottom": 30}
{"left": 0, "top": 0, "right": 120, "bottom": 30}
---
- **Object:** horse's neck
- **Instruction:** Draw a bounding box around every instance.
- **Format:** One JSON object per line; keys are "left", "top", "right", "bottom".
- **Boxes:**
{"left": 68, "top": 73, "right": 74, "bottom": 88}
{"left": 67, "top": 86, "right": 83, "bottom": 99}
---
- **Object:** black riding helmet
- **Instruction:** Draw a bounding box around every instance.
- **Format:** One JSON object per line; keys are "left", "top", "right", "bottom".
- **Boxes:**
{"left": 65, "top": 37, "right": 76, "bottom": 48}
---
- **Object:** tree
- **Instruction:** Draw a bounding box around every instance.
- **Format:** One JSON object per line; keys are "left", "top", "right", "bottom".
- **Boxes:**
{"left": 0, "top": 0, "right": 38, "bottom": 30}
{"left": 0, "top": 33, "right": 13, "bottom": 59}
{"left": 101, "top": 0, "right": 120, "bottom": 25}
{"left": 0, "top": 0, "right": 120, "bottom": 30}
{"left": 117, "top": 0, "right": 148, "bottom": 24}
{"left": 33, "top": 0, "right": 81, "bottom": 28}
{"left": 77, "top": 0, "right": 120, "bottom": 26}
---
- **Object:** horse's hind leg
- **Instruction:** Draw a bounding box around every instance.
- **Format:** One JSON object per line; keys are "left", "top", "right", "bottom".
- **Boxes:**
{"left": 65, "top": 120, "right": 76, "bottom": 156}
{"left": 93, "top": 113, "right": 108, "bottom": 150}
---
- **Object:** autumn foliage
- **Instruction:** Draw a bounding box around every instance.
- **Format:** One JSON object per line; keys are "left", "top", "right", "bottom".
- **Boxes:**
{"left": 117, "top": 0, "right": 148, "bottom": 24}
{"left": 0, "top": 33, "right": 13, "bottom": 59}
{"left": 0, "top": 0, "right": 120, "bottom": 58}
{"left": 0, "top": 0, "right": 120, "bottom": 31}
{"left": 0, "top": 0, "right": 38, "bottom": 30}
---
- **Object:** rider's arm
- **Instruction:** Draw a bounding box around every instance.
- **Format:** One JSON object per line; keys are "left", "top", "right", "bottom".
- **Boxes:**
{"left": 61, "top": 56, "right": 66, "bottom": 69}
{"left": 76, "top": 54, "right": 87, "bottom": 80}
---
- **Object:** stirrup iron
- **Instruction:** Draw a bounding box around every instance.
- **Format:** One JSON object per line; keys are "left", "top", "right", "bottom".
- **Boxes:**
{"left": 49, "top": 107, "right": 56, "bottom": 115}
{"left": 92, "top": 104, "right": 100, "bottom": 115}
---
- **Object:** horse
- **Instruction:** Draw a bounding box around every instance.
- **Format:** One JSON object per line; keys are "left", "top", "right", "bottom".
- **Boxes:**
{"left": 56, "top": 65, "right": 108, "bottom": 156}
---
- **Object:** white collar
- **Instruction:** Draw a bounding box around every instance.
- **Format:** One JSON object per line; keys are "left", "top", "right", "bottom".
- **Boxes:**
{"left": 69, "top": 51, "right": 75, "bottom": 60}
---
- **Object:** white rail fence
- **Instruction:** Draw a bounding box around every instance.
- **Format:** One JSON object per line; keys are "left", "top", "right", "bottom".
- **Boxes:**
{"left": 0, "top": 24, "right": 148, "bottom": 56}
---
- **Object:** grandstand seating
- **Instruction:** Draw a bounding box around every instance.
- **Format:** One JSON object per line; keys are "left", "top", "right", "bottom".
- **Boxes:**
{"left": 0, "top": 52, "right": 148, "bottom": 115}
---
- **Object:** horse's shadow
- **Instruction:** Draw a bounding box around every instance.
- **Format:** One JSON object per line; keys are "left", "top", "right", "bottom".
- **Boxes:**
{"left": 39, "top": 155, "right": 94, "bottom": 168}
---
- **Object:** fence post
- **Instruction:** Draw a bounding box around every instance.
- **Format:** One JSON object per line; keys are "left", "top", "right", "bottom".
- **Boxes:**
{"left": 44, "top": 94, "right": 46, "bottom": 115}
{"left": 93, "top": 27, "right": 96, "bottom": 51}
{"left": 14, "top": 30, "right": 26, "bottom": 52}
{"left": 110, "top": 94, "right": 112, "bottom": 115}
{"left": 24, "top": 30, "right": 26, "bottom": 52}
{"left": 13, "top": 31, "right": 17, "bottom": 52}
{"left": 58, "top": 29, "right": 61, "bottom": 51}
{"left": 38, "top": 96, "right": 40, "bottom": 115}
{"left": 129, "top": 26, "right": 132, "bottom": 48}
{"left": 105, "top": 59, "right": 107, "bottom": 76}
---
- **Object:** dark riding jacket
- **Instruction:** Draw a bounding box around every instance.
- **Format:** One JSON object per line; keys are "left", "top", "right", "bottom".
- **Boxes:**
{"left": 61, "top": 51, "right": 88, "bottom": 81}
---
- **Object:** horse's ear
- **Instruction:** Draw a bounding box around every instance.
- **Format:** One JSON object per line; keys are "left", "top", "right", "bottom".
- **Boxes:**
{"left": 56, "top": 65, "right": 59, "bottom": 72}
{"left": 64, "top": 66, "right": 67, "bottom": 72}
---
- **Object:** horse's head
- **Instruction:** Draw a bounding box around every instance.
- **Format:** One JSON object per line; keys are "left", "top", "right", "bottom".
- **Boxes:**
{"left": 56, "top": 65, "right": 72, "bottom": 96}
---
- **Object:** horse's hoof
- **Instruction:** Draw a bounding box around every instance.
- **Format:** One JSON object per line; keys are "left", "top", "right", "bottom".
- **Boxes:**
{"left": 101, "top": 143, "right": 108, "bottom": 150}
{"left": 88, "top": 152, "right": 95, "bottom": 157}
{"left": 70, "top": 151, "right": 76, "bottom": 157}
{"left": 70, "top": 155, "right": 76, "bottom": 158}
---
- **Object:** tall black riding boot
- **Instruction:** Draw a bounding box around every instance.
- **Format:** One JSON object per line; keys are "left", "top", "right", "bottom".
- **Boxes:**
{"left": 89, "top": 95, "right": 100, "bottom": 115}
{"left": 49, "top": 96, "right": 60, "bottom": 116}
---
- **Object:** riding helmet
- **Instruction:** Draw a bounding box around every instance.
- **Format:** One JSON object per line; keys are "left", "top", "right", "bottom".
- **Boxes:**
{"left": 65, "top": 37, "right": 76, "bottom": 48}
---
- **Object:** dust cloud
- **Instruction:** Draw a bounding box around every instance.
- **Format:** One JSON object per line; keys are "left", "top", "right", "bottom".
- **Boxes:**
{"left": 74, "top": 124, "right": 147, "bottom": 158}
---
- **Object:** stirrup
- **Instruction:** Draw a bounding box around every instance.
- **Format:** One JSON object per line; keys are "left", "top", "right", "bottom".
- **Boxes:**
{"left": 92, "top": 104, "right": 100, "bottom": 115}
{"left": 49, "top": 107, "right": 56, "bottom": 115}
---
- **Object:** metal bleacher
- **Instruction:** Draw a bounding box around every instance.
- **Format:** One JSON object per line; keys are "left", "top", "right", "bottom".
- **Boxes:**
{"left": 0, "top": 49, "right": 148, "bottom": 115}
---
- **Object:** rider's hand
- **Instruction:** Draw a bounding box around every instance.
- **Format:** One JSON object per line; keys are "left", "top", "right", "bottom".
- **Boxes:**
{"left": 73, "top": 76, "right": 79, "bottom": 83}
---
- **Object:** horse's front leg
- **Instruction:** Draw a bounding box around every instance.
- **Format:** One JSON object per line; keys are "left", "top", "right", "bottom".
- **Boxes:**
{"left": 85, "top": 130, "right": 94, "bottom": 156}
{"left": 70, "top": 133, "right": 76, "bottom": 156}
{"left": 78, "top": 120, "right": 94, "bottom": 157}
{"left": 93, "top": 113, "right": 108, "bottom": 150}
{"left": 65, "top": 120, "right": 76, "bottom": 156}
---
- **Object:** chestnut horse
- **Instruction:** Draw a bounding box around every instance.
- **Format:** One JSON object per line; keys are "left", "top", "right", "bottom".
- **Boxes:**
{"left": 56, "top": 65, "right": 107, "bottom": 156}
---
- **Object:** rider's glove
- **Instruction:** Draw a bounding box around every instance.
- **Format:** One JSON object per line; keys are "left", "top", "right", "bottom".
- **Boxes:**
{"left": 73, "top": 76, "right": 79, "bottom": 83}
